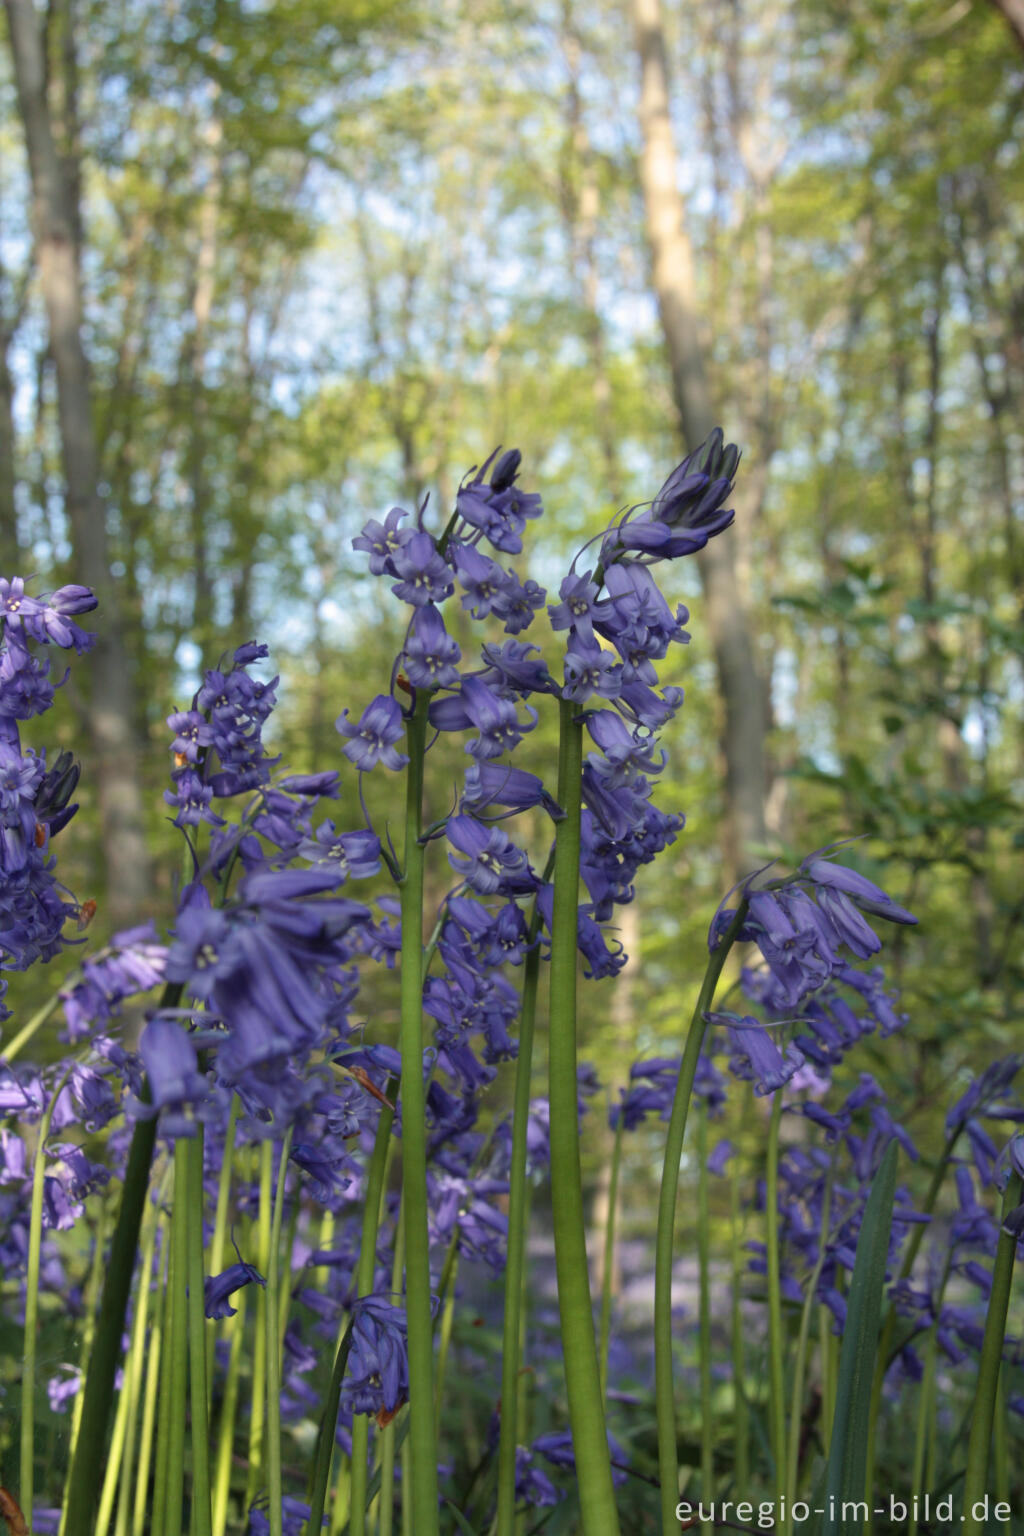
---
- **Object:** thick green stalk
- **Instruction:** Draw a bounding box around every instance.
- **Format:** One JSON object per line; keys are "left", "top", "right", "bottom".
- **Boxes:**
{"left": 265, "top": 1131, "right": 294, "bottom": 1536}
{"left": 549, "top": 698, "right": 620, "bottom": 1535}
{"left": 696, "top": 1102, "right": 713, "bottom": 1536}
{"left": 963, "top": 1173, "right": 1022, "bottom": 1535}
{"left": 598, "top": 1113, "right": 624, "bottom": 1404}
{"left": 22, "top": 1075, "right": 68, "bottom": 1534}
{"left": 654, "top": 900, "right": 748, "bottom": 1534}
{"left": 496, "top": 901, "right": 544, "bottom": 1536}
{"left": 397, "top": 690, "right": 439, "bottom": 1532}
{"left": 765, "top": 1089, "right": 787, "bottom": 1534}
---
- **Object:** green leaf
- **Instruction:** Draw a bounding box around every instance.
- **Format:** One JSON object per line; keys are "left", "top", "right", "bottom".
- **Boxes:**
{"left": 442, "top": 1499, "right": 481, "bottom": 1536}
{"left": 821, "top": 1139, "right": 898, "bottom": 1535}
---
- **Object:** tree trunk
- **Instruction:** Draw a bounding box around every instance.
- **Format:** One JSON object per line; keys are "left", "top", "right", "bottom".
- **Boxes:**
{"left": 633, "top": 0, "right": 768, "bottom": 876}
{"left": 5, "top": 0, "right": 151, "bottom": 927}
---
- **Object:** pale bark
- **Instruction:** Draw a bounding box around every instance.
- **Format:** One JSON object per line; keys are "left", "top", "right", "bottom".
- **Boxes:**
{"left": 988, "top": 0, "right": 1024, "bottom": 51}
{"left": 5, "top": 0, "right": 151, "bottom": 924}
{"left": 633, "top": 0, "right": 768, "bottom": 876}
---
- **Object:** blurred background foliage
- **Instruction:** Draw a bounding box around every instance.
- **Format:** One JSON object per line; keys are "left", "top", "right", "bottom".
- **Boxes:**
{"left": 2, "top": 0, "right": 1022, "bottom": 1197}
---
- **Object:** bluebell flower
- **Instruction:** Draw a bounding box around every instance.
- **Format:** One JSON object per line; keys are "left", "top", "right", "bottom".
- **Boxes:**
{"left": 562, "top": 638, "right": 622, "bottom": 702}
{"left": 402, "top": 603, "right": 461, "bottom": 689}
{"left": 352, "top": 506, "right": 410, "bottom": 574}
{"left": 344, "top": 1295, "right": 410, "bottom": 1418}
{"left": 297, "top": 823, "right": 381, "bottom": 879}
{"left": 336, "top": 695, "right": 409, "bottom": 772}
{"left": 248, "top": 1494, "right": 324, "bottom": 1535}
{"left": 514, "top": 1447, "right": 561, "bottom": 1507}
{"left": 389, "top": 530, "right": 455, "bottom": 607}
{"left": 460, "top": 761, "right": 564, "bottom": 821}
{"left": 532, "top": 1428, "right": 629, "bottom": 1487}
{"left": 548, "top": 570, "right": 610, "bottom": 644}
{"left": 204, "top": 1260, "right": 266, "bottom": 1319}
{"left": 715, "top": 1013, "right": 807, "bottom": 1097}
{"left": 479, "top": 639, "right": 558, "bottom": 696}
{"left": 446, "top": 816, "right": 538, "bottom": 896}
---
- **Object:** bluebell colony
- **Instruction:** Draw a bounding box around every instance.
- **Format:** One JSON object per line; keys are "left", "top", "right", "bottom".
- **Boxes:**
{"left": 1, "top": 434, "right": 1022, "bottom": 1536}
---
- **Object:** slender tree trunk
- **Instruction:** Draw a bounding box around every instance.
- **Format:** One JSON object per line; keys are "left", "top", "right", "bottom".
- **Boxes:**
{"left": 5, "top": 0, "right": 151, "bottom": 925}
{"left": 633, "top": 0, "right": 768, "bottom": 876}
{"left": 560, "top": 0, "right": 624, "bottom": 506}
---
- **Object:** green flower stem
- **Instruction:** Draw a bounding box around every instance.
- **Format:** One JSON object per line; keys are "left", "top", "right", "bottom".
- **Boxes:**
{"left": 207, "top": 1094, "right": 241, "bottom": 1407}
{"left": 132, "top": 1220, "right": 168, "bottom": 1536}
{"left": 160, "top": 1140, "right": 190, "bottom": 1536}
{"left": 786, "top": 1162, "right": 833, "bottom": 1514}
{"left": 654, "top": 900, "right": 748, "bottom": 1535}
{"left": 549, "top": 697, "right": 620, "bottom": 1536}
{"left": 113, "top": 1191, "right": 162, "bottom": 1536}
{"left": 598, "top": 1112, "right": 624, "bottom": 1404}
{"left": 994, "top": 1365, "right": 1010, "bottom": 1536}
{"left": 377, "top": 1205, "right": 408, "bottom": 1536}
{"left": 397, "top": 689, "right": 439, "bottom": 1534}
{"left": 248, "top": 1143, "right": 273, "bottom": 1507}
{"left": 765, "top": 1089, "right": 787, "bottom": 1534}
{"left": 65, "top": 1198, "right": 110, "bottom": 1484}
{"left": 185, "top": 1129, "right": 214, "bottom": 1536}
{"left": 697, "top": 1101, "right": 713, "bottom": 1535}
{"left": 212, "top": 1290, "right": 248, "bottom": 1536}
{"left": 344, "top": 1080, "right": 398, "bottom": 1536}
{"left": 963, "top": 1173, "right": 1022, "bottom": 1536}
{"left": 265, "top": 1129, "right": 294, "bottom": 1536}
{"left": 2, "top": 992, "right": 60, "bottom": 1064}
{"left": 496, "top": 891, "right": 545, "bottom": 1536}
{"left": 729, "top": 1168, "right": 749, "bottom": 1492}
{"left": 94, "top": 1337, "right": 134, "bottom": 1536}
{"left": 513, "top": 1176, "right": 535, "bottom": 1536}
{"left": 22, "top": 1071, "right": 69, "bottom": 1534}
{"left": 63, "top": 979, "right": 184, "bottom": 1536}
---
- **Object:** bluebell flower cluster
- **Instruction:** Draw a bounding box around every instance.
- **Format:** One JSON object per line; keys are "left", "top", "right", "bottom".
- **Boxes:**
{"left": 1, "top": 577, "right": 96, "bottom": 1023}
